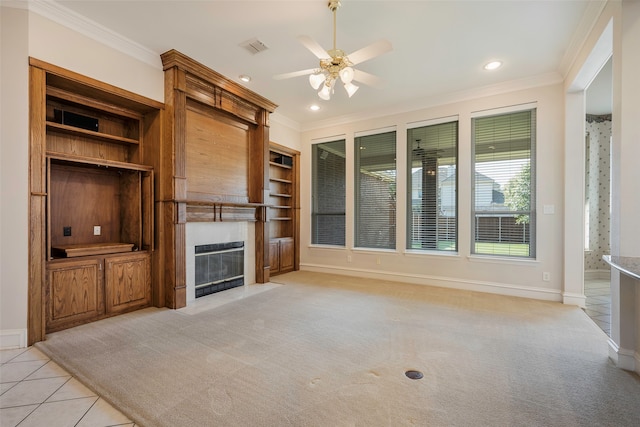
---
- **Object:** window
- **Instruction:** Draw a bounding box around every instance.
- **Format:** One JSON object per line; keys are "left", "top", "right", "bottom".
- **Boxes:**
{"left": 472, "top": 109, "right": 536, "bottom": 257}
{"left": 407, "top": 120, "right": 458, "bottom": 251}
{"left": 355, "top": 130, "right": 396, "bottom": 249}
{"left": 312, "top": 140, "right": 346, "bottom": 245}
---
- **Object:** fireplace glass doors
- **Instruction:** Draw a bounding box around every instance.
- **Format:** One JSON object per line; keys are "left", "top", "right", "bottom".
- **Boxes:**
{"left": 194, "top": 242, "right": 244, "bottom": 297}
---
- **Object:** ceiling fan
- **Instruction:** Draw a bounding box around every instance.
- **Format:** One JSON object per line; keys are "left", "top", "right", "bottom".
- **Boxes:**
{"left": 273, "top": 0, "right": 392, "bottom": 100}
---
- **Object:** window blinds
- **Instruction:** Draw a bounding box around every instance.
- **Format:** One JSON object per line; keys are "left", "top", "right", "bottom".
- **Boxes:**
{"left": 472, "top": 109, "right": 536, "bottom": 257}
{"left": 355, "top": 131, "right": 397, "bottom": 249}
{"left": 312, "top": 140, "right": 346, "bottom": 246}
{"left": 407, "top": 121, "right": 458, "bottom": 251}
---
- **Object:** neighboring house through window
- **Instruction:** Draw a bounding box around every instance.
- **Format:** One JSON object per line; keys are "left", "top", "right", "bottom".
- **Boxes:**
{"left": 407, "top": 119, "right": 458, "bottom": 251}
{"left": 471, "top": 108, "right": 536, "bottom": 257}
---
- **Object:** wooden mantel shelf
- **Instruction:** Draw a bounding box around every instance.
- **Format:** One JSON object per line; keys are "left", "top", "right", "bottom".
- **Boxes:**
{"left": 184, "top": 200, "right": 269, "bottom": 208}
{"left": 185, "top": 200, "right": 270, "bottom": 223}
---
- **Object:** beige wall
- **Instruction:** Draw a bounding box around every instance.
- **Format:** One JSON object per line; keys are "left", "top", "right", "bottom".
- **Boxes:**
{"left": 299, "top": 84, "right": 566, "bottom": 301}
{"left": 0, "top": 6, "right": 30, "bottom": 348}
{"left": 27, "top": 12, "right": 164, "bottom": 103}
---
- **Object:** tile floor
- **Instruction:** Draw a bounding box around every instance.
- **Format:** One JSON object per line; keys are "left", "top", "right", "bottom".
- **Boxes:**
{"left": 0, "top": 347, "right": 133, "bottom": 427}
{"left": 584, "top": 277, "right": 611, "bottom": 336}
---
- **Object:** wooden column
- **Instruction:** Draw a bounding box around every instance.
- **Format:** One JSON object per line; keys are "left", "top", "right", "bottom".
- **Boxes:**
{"left": 253, "top": 109, "right": 271, "bottom": 283}
{"left": 28, "top": 66, "right": 47, "bottom": 345}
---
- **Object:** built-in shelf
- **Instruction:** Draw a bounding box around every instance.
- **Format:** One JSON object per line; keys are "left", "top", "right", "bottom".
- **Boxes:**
{"left": 46, "top": 121, "right": 140, "bottom": 145}
{"left": 268, "top": 145, "right": 299, "bottom": 276}
{"left": 28, "top": 57, "right": 163, "bottom": 343}
{"left": 47, "top": 152, "right": 151, "bottom": 172}
{"left": 51, "top": 242, "right": 134, "bottom": 258}
{"left": 270, "top": 177, "right": 292, "bottom": 184}
{"left": 269, "top": 161, "right": 292, "bottom": 170}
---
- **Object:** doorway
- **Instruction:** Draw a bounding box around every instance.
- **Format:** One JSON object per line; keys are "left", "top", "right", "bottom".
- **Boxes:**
{"left": 583, "top": 57, "right": 612, "bottom": 336}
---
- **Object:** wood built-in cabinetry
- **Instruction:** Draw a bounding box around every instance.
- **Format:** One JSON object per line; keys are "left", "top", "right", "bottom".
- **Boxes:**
{"left": 160, "top": 50, "right": 278, "bottom": 308}
{"left": 28, "top": 59, "right": 162, "bottom": 341}
{"left": 268, "top": 144, "right": 300, "bottom": 275}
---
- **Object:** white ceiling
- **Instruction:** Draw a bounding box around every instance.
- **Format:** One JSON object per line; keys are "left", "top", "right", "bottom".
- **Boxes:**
{"left": 52, "top": 0, "right": 609, "bottom": 128}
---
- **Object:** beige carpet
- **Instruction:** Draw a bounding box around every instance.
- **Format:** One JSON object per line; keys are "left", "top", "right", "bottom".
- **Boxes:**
{"left": 36, "top": 271, "right": 640, "bottom": 426}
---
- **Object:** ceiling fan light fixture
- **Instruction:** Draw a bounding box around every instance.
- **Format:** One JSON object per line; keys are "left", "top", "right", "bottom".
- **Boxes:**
{"left": 309, "top": 72, "right": 325, "bottom": 90}
{"left": 318, "top": 83, "right": 332, "bottom": 100}
{"left": 344, "top": 81, "right": 359, "bottom": 97}
{"left": 274, "top": 0, "right": 391, "bottom": 102}
{"left": 339, "top": 66, "right": 354, "bottom": 84}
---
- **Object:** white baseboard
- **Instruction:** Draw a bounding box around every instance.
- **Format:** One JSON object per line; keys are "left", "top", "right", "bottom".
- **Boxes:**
{"left": 0, "top": 329, "right": 27, "bottom": 350}
{"left": 300, "top": 264, "right": 562, "bottom": 302}
{"left": 608, "top": 338, "right": 638, "bottom": 373}
{"left": 562, "top": 292, "right": 587, "bottom": 308}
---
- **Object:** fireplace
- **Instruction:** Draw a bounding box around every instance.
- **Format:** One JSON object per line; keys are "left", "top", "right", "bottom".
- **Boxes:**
{"left": 194, "top": 242, "right": 244, "bottom": 297}
{"left": 186, "top": 222, "right": 255, "bottom": 304}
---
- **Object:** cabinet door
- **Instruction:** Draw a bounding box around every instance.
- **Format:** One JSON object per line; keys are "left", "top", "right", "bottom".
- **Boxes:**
{"left": 104, "top": 252, "right": 151, "bottom": 315}
{"left": 279, "top": 238, "right": 295, "bottom": 273}
{"left": 269, "top": 240, "right": 280, "bottom": 274}
{"left": 46, "top": 259, "right": 103, "bottom": 333}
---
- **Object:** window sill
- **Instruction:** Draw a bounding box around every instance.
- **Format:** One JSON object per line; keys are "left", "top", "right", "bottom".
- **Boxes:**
{"left": 404, "top": 249, "right": 461, "bottom": 259}
{"left": 467, "top": 254, "right": 538, "bottom": 266}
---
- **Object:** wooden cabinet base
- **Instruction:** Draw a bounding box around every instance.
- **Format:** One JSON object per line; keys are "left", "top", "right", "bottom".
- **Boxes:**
{"left": 105, "top": 253, "right": 151, "bottom": 315}
{"left": 46, "top": 259, "right": 103, "bottom": 333}
{"left": 46, "top": 252, "right": 151, "bottom": 333}
{"left": 269, "top": 237, "right": 294, "bottom": 276}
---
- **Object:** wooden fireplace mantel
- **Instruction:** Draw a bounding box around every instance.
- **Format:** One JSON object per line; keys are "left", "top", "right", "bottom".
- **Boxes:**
{"left": 156, "top": 50, "right": 278, "bottom": 309}
{"left": 185, "top": 200, "right": 270, "bottom": 223}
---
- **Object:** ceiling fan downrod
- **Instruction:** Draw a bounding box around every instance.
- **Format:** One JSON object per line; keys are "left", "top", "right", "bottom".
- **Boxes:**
{"left": 329, "top": 0, "right": 341, "bottom": 52}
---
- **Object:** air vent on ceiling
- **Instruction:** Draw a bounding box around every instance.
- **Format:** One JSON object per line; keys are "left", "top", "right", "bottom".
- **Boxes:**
{"left": 240, "top": 38, "right": 269, "bottom": 54}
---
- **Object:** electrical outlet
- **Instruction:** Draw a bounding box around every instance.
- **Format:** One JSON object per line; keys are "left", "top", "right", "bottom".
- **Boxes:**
{"left": 347, "top": 255, "right": 352, "bottom": 262}
{"left": 543, "top": 272, "right": 550, "bottom": 282}
{"left": 376, "top": 257, "right": 381, "bottom": 265}
{"left": 93, "top": 225, "right": 101, "bottom": 236}
{"left": 63, "top": 226, "right": 71, "bottom": 236}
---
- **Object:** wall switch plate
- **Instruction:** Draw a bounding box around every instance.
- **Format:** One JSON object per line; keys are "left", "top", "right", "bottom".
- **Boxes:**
{"left": 63, "top": 226, "right": 71, "bottom": 236}
{"left": 93, "top": 225, "right": 101, "bottom": 236}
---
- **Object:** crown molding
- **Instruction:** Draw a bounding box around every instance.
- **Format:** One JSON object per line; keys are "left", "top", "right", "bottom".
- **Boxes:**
{"left": 26, "top": 0, "right": 161, "bottom": 69}
{"left": 270, "top": 112, "right": 301, "bottom": 132}
{"left": 559, "top": 0, "right": 608, "bottom": 79}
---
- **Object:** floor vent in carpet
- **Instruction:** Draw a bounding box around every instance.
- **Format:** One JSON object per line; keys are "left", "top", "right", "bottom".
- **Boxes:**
{"left": 405, "top": 370, "right": 424, "bottom": 380}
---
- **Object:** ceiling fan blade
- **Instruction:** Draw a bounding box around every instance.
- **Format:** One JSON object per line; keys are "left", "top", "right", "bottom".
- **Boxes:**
{"left": 273, "top": 68, "right": 317, "bottom": 80}
{"left": 297, "top": 35, "right": 330, "bottom": 59}
{"left": 347, "top": 40, "right": 392, "bottom": 65}
{"left": 352, "top": 69, "right": 382, "bottom": 87}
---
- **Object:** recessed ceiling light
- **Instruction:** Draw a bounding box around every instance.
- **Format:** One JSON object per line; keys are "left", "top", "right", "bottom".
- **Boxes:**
{"left": 239, "top": 75, "right": 251, "bottom": 82}
{"left": 309, "top": 104, "right": 320, "bottom": 111}
{"left": 484, "top": 61, "right": 503, "bottom": 71}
